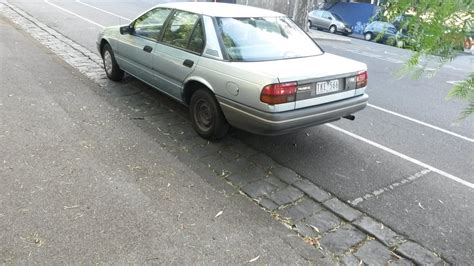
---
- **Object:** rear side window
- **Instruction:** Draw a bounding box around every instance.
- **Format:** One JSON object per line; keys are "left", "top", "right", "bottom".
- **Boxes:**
{"left": 133, "top": 8, "right": 171, "bottom": 40}
{"left": 314, "top": 10, "right": 323, "bottom": 17}
{"left": 188, "top": 20, "right": 205, "bottom": 54}
{"left": 162, "top": 11, "right": 200, "bottom": 50}
{"left": 216, "top": 16, "right": 323, "bottom": 62}
{"left": 375, "top": 22, "right": 384, "bottom": 31}
{"left": 322, "top": 11, "right": 331, "bottom": 19}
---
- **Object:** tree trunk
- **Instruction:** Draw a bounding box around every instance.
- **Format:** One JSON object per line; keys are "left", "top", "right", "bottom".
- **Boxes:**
{"left": 293, "top": 0, "right": 311, "bottom": 31}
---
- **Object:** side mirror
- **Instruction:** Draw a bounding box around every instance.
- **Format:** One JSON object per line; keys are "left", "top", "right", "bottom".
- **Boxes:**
{"left": 120, "top": 25, "right": 132, "bottom": 35}
{"left": 328, "top": 17, "right": 333, "bottom": 20}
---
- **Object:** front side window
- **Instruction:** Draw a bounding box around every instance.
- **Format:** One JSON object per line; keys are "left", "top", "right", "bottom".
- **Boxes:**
{"left": 162, "top": 11, "right": 200, "bottom": 49}
{"left": 216, "top": 16, "right": 323, "bottom": 62}
{"left": 133, "top": 8, "right": 172, "bottom": 40}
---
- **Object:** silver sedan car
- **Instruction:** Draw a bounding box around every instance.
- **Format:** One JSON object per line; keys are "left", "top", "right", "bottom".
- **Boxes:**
{"left": 97, "top": 2, "right": 368, "bottom": 140}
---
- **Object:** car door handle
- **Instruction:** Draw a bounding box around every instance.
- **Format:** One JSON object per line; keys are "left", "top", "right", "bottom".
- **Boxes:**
{"left": 143, "top": 45, "right": 153, "bottom": 53}
{"left": 183, "top": 59, "right": 194, "bottom": 68}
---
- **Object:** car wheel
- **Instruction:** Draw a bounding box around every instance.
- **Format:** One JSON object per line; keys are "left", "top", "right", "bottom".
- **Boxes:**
{"left": 102, "top": 43, "right": 124, "bottom": 81}
{"left": 329, "top": 25, "right": 337, "bottom": 34}
{"left": 190, "top": 89, "right": 229, "bottom": 140}
{"left": 308, "top": 20, "right": 312, "bottom": 29}
{"left": 364, "top": 32, "right": 373, "bottom": 41}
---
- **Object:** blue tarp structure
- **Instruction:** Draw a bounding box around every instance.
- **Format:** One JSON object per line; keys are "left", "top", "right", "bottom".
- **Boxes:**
{"left": 322, "top": 2, "right": 378, "bottom": 34}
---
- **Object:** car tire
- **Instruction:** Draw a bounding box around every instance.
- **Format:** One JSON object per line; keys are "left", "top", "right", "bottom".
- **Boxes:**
{"left": 102, "top": 43, "right": 124, "bottom": 81}
{"left": 329, "top": 25, "right": 337, "bottom": 34}
{"left": 308, "top": 20, "right": 312, "bottom": 29}
{"left": 364, "top": 32, "right": 373, "bottom": 41}
{"left": 190, "top": 89, "right": 229, "bottom": 140}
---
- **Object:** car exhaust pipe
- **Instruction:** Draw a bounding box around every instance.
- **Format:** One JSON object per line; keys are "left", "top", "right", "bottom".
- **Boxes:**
{"left": 343, "top": 115, "right": 355, "bottom": 121}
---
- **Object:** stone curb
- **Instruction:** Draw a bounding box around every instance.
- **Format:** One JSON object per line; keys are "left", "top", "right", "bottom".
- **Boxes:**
{"left": 0, "top": 3, "right": 448, "bottom": 265}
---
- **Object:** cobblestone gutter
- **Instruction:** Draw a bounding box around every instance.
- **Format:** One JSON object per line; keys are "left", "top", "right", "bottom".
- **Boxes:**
{"left": 0, "top": 3, "right": 448, "bottom": 265}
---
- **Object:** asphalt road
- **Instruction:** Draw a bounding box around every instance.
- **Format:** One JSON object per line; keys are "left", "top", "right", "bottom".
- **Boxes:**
{"left": 5, "top": 0, "right": 474, "bottom": 263}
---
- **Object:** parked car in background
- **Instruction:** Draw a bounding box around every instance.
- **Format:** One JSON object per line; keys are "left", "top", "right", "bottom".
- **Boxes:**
{"left": 308, "top": 10, "right": 352, "bottom": 35}
{"left": 465, "top": 26, "right": 473, "bottom": 49}
{"left": 97, "top": 2, "right": 368, "bottom": 139}
{"left": 465, "top": 36, "right": 473, "bottom": 49}
{"left": 363, "top": 21, "right": 409, "bottom": 47}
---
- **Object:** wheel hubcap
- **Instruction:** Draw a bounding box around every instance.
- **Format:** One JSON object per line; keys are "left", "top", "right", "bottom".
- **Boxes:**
{"left": 194, "top": 100, "right": 213, "bottom": 132}
{"left": 365, "top": 34, "right": 371, "bottom": 40}
{"left": 103, "top": 50, "right": 113, "bottom": 76}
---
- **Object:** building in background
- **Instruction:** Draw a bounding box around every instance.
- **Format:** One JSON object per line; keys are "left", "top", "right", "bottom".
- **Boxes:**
{"left": 237, "top": 0, "right": 380, "bottom": 34}
{"left": 319, "top": 2, "right": 379, "bottom": 34}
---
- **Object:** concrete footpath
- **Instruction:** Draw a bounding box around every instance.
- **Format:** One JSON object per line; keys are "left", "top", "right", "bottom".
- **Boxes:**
{"left": 0, "top": 15, "right": 333, "bottom": 264}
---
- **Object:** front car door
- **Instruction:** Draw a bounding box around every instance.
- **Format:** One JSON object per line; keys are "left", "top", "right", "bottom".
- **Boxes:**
{"left": 115, "top": 8, "right": 172, "bottom": 83}
{"left": 378, "top": 22, "right": 396, "bottom": 42}
{"left": 153, "top": 10, "right": 204, "bottom": 99}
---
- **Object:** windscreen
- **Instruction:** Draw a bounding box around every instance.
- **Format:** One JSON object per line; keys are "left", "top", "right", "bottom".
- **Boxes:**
{"left": 333, "top": 13, "right": 344, "bottom": 22}
{"left": 216, "top": 16, "right": 323, "bottom": 62}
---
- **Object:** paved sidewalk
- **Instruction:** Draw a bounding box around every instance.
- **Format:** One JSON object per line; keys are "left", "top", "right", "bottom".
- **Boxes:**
{"left": 309, "top": 29, "right": 351, "bottom": 43}
{"left": 0, "top": 15, "right": 333, "bottom": 264}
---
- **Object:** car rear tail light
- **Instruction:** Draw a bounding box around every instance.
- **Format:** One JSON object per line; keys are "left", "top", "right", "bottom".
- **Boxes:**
{"left": 356, "top": 71, "right": 368, "bottom": 88}
{"left": 260, "top": 82, "right": 298, "bottom": 105}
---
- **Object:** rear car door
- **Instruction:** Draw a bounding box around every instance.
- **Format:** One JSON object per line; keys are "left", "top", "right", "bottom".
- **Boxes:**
{"left": 308, "top": 11, "right": 318, "bottom": 26}
{"left": 117, "top": 8, "right": 171, "bottom": 83}
{"left": 313, "top": 10, "right": 324, "bottom": 28}
{"left": 321, "top": 11, "right": 332, "bottom": 29}
{"left": 153, "top": 10, "right": 204, "bottom": 99}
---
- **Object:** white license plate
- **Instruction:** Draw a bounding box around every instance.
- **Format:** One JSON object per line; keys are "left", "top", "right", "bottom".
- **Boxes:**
{"left": 316, "top": 80, "right": 339, "bottom": 95}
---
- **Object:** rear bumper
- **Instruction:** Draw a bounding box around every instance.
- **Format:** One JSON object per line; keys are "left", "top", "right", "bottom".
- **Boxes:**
{"left": 218, "top": 94, "right": 368, "bottom": 136}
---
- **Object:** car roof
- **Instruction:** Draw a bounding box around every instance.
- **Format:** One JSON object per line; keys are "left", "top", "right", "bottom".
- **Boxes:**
{"left": 370, "top": 21, "right": 391, "bottom": 25}
{"left": 156, "top": 2, "right": 284, "bottom": 18}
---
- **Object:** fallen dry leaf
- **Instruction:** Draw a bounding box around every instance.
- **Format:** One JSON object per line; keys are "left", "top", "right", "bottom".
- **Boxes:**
{"left": 418, "top": 202, "right": 425, "bottom": 210}
{"left": 309, "top": 224, "right": 320, "bottom": 233}
{"left": 248, "top": 255, "right": 260, "bottom": 263}
{"left": 215, "top": 210, "right": 223, "bottom": 218}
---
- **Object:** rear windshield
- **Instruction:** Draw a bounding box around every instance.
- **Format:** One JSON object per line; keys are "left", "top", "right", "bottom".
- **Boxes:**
{"left": 215, "top": 17, "right": 323, "bottom": 62}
